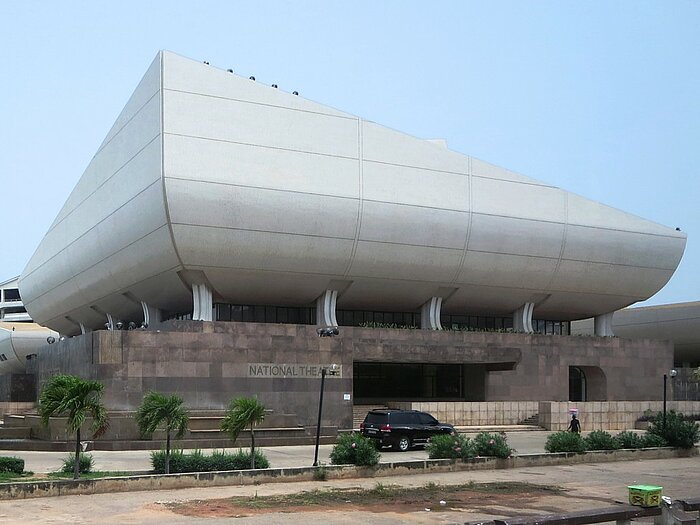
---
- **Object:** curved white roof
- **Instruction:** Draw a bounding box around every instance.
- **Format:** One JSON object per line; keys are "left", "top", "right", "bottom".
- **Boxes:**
{"left": 19, "top": 51, "right": 686, "bottom": 335}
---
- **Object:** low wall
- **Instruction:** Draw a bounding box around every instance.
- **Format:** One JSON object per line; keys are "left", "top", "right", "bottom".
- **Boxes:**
{"left": 1, "top": 446, "right": 695, "bottom": 500}
{"left": 387, "top": 400, "right": 700, "bottom": 430}
{"left": 540, "top": 400, "right": 700, "bottom": 431}
{"left": 390, "top": 401, "right": 539, "bottom": 425}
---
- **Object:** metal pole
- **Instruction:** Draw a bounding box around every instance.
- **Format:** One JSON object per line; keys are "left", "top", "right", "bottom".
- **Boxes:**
{"left": 663, "top": 373, "right": 667, "bottom": 431}
{"left": 313, "top": 368, "right": 327, "bottom": 466}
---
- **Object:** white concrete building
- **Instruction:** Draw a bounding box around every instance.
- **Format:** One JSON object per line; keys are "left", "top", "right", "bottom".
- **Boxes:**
{"left": 0, "top": 277, "right": 31, "bottom": 323}
{"left": 19, "top": 51, "right": 686, "bottom": 338}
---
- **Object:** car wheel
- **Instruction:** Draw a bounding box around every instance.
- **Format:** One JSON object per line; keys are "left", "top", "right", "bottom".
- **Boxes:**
{"left": 396, "top": 435, "right": 411, "bottom": 452}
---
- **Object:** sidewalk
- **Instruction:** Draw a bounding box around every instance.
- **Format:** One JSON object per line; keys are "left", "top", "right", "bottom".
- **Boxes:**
{"left": 0, "top": 430, "right": 556, "bottom": 473}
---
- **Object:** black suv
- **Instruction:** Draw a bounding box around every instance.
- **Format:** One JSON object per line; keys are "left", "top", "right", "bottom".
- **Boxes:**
{"left": 360, "top": 409, "right": 454, "bottom": 451}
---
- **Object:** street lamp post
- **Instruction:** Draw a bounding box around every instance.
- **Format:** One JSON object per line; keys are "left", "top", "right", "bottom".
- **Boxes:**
{"left": 663, "top": 369, "right": 678, "bottom": 431}
{"left": 313, "top": 363, "right": 339, "bottom": 467}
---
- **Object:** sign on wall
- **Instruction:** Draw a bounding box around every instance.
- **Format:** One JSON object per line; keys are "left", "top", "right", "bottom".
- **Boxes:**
{"left": 247, "top": 363, "right": 342, "bottom": 378}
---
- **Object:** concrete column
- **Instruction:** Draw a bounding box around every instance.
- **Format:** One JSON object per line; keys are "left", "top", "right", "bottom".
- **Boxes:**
{"left": 513, "top": 302, "right": 535, "bottom": 333}
{"left": 316, "top": 290, "right": 338, "bottom": 327}
{"left": 420, "top": 297, "right": 443, "bottom": 330}
{"left": 141, "top": 301, "right": 162, "bottom": 328}
{"left": 192, "top": 283, "right": 213, "bottom": 322}
{"left": 594, "top": 311, "right": 614, "bottom": 336}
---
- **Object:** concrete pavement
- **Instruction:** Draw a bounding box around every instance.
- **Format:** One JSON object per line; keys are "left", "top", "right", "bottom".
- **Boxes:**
{"left": 0, "top": 430, "right": 556, "bottom": 473}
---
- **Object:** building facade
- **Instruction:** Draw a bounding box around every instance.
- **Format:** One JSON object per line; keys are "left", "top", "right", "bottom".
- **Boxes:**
{"left": 12, "top": 52, "right": 689, "bottom": 425}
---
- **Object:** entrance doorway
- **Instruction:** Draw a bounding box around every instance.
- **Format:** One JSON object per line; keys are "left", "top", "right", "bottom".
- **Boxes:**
{"left": 569, "top": 366, "right": 587, "bottom": 401}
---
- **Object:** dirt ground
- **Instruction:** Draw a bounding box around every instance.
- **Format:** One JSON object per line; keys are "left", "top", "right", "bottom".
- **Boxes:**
{"left": 157, "top": 482, "right": 605, "bottom": 520}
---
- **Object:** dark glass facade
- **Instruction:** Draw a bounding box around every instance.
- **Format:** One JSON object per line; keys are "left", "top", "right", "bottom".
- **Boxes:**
{"left": 336, "top": 309, "right": 420, "bottom": 327}
{"left": 354, "top": 362, "right": 466, "bottom": 401}
{"left": 214, "top": 303, "right": 316, "bottom": 325}
{"left": 167, "top": 302, "right": 571, "bottom": 336}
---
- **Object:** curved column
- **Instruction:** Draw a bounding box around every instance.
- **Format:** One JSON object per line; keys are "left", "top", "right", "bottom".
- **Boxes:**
{"left": 513, "top": 302, "right": 534, "bottom": 333}
{"left": 105, "top": 313, "right": 116, "bottom": 331}
{"left": 594, "top": 311, "right": 614, "bottom": 337}
{"left": 141, "top": 301, "right": 162, "bottom": 328}
{"left": 316, "top": 290, "right": 338, "bottom": 327}
{"left": 192, "top": 283, "right": 213, "bottom": 322}
{"left": 420, "top": 297, "right": 443, "bottom": 330}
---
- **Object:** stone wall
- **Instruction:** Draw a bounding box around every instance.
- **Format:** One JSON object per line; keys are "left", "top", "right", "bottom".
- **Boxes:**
{"left": 391, "top": 401, "right": 539, "bottom": 425}
{"left": 25, "top": 321, "right": 675, "bottom": 430}
{"left": 539, "top": 400, "right": 700, "bottom": 431}
{"left": 28, "top": 321, "right": 354, "bottom": 430}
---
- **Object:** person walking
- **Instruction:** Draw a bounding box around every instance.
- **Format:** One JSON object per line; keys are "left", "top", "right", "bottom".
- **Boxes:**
{"left": 567, "top": 414, "right": 581, "bottom": 433}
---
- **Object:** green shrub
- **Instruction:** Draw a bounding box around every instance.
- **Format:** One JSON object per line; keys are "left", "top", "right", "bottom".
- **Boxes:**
{"left": 426, "top": 433, "right": 475, "bottom": 460}
{"left": 473, "top": 432, "right": 513, "bottom": 458}
{"left": 312, "top": 464, "right": 327, "bottom": 481}
{"left": 646, "top": 410, "right": 700, "bottom": 449}
{"left": 150, "top": 449, "right": 269, "bottom": 474}
{"left": 615, "top": 431, "right": 643, "bottom": 449}
{"left": 61, "top": 453, "right": 93, "bottom": 474}
{"left": 329, "top": 432, "right": 380, "bottom": 466}
{"left": 584, "top": 430, "right": 619, "bottom": 451}
{"left": 641, "top": 433, "right": 668, "bottom": 448}
{"left": 545, "top": 431, "right": 586, "bottom": 453}
{"left": 0, "top": 456, "right": 24, "bottom": 474}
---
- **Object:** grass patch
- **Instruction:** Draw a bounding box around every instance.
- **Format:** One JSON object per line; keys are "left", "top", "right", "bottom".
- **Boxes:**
{"left": 46, "top": 471, "right": 133, "bottom": 480}
{"left": 0, "top": 471, "right": 35, "bottom": 483}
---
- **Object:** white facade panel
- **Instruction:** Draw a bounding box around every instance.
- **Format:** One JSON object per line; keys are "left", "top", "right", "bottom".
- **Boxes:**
{"left": 162, "top": 51, "right": 353, "bottom": 119}
{"left": 457, "top": 251, "right": 559, "bottom": 289}
{"left": 166, "top": 178, "right": 358, "bottom": 240}
{"left": 349, "top": 242, "right": 462, "bottom": 282}
{"left": 98, "top": 53, "right": 162, "bottom": 149}
{"left": 468, "top": 214, "right": 565, "bottom": 259}
{"left": 359, "top": 201, "right": 467, "bottom": 249}
{"left": 362, "top": 121, "right": 470, "bottom": 174}
{"left": 172, "top": 225, "right": 354, "bottom": 275}
{"left": 164, "top": 134, "right": 360, "bottom": 199}
{"left": 567, "top": 193, "right": 677, "bottom": 235}
{"left": 470, "top": 157, "right": 543, "bottom": 184}
{"left": 51, "top": 91, "right": 162, "bottom": 230}
{"left": 564, "top": 225, "right": 686, "bottom": 269}
{"left": 472, "top": 177, "right": 567, "bottom": 223}
{"left": 550, "top": 259, "right": 676, "bottom": 297}
{"left": 362, "top": 161, "right": 470, "bottom": 211}
{"left": 163, "top": 89, "right": 359, "bottom": 159}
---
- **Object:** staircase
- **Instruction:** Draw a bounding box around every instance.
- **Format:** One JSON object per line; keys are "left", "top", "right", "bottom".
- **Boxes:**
{"left": 0, "top": 410, "right": 339, "bottom": 451}
{"left": 520, "top": 413, "right": 540, "bottom": 426}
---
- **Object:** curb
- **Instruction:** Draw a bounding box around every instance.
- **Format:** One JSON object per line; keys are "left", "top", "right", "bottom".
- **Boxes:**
{"left": 0, "top": 446, "right": 696, "bottom": 500}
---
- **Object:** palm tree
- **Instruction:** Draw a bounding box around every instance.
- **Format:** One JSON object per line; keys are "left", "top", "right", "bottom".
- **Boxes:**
{"left": 135, "top": 391, "right": 189, "bottom": 474}
{"left": 38, "top": 374, "right": 109, "bottom": 480}
{"left": 221, "top": 397, "right": 266, "bottom": 468}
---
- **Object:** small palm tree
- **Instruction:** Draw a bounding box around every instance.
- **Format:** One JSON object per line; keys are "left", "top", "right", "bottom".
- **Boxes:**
{"left": 38, "top": 374, "right": 109, "bottom": 480}
{"left": 221, "top": 397, "right": 266, "bottom": 468}
{"left": 135, "top": 392, "right": 189, "bottom": 474}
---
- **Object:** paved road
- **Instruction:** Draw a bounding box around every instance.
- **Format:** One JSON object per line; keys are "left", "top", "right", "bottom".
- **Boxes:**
{"left": 1, "top": 456, "right": 698, "bottom": 524}
{"left": 0, "top": 431, "right": 557, "bottom": 473}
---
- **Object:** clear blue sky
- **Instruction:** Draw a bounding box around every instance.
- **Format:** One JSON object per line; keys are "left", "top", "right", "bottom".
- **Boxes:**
{"left": 1, "top": 1, "right": 698, "bottom": 307}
